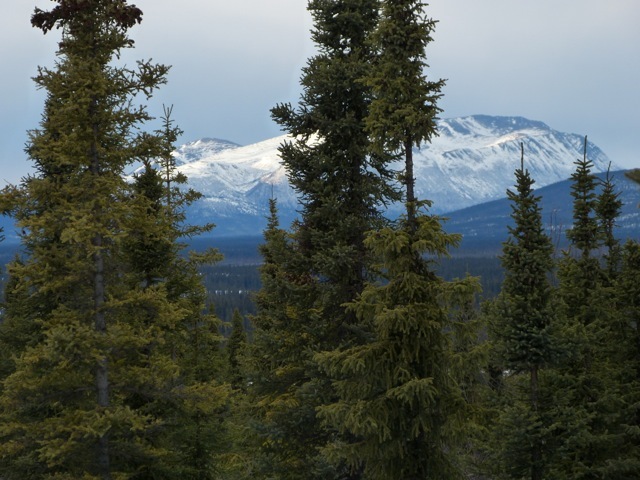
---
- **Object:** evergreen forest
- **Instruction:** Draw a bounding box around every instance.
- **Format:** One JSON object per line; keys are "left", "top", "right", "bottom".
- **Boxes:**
{"left": 0, "top": 1, "right": 638, "bottom": 479}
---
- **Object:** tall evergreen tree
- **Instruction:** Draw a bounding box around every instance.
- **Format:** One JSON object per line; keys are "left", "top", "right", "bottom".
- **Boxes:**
{"left": 557, "top": 138, "right": 605, "bottom": 337}
{"left": 594, "top": 171, "right": 640, "bottom": 478}
{"left": 316, "top": 2, "right": 474, "bottom": 477}
{"left": 124, "top": 110, "right": 230, "bottom": 479}
{"left": 316, "top": 215, "right": 472, "bottom": 479}
{"left": 595, "top": 164, "right": 623, "bottom": 280}
{"left": 0, "top": 2, "right": 227, "bottom": 478}
{"left": 271, "top": 0, "right": 396, "bottom": 305}
{"left": 257, "top": 1, "right": 397, "bottom": 477}
{"left": 486, "top": 146, "right": 557, "bottom": 480}
{"left": 565, "top": 137, "right": 602, "bottom": 260}
{"left": 549, "top": 138, "right": 620, "bottom": 479}
{"left": 248, "top": 198, "right": 322, "bottom": 479}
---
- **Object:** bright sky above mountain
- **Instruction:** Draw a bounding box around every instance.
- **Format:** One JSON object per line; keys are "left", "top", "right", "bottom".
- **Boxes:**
{"left": 1, "top": 0, "right": 638, "bottom": 183}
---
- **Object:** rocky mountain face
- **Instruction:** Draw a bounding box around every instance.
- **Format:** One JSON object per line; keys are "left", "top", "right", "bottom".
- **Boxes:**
{"left": 167, "top": 115, "right": 618, "bottom": 236}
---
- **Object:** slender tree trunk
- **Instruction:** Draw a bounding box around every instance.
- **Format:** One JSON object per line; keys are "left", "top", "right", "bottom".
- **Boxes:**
{"left": 404, "top": 135, "right": 416, "bottom": 231}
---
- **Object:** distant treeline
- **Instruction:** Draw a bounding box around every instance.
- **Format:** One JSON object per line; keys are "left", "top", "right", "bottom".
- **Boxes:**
{"left": 197, "top": 251, "right": 505, "bottom": 326}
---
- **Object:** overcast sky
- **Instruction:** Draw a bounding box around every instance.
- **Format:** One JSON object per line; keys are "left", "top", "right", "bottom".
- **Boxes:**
{"left": 1, "top": 0, "right": 638, "bottom": 183}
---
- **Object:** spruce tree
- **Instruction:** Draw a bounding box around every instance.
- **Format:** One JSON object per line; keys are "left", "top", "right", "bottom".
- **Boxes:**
{"left": 595, "top": 165, "right": 623, "bottom": 280}
{"left": 316, "top": 214, "right": 470, "bottom": 480}
{"left": 486, "top": 146, "right": 557, "bottom": 480}
{"left": 549, "top": 138, "right": 619, "bottom": 479}
{"left": 597, "top": 170, "right": 640, "bottom": 477}
{"left": 249, "top": 198, "right": 322, "bottom": 479}
{"left": 565, "top": 137, "right": 601, "bottom": 260}
{"left": 557, "top": 138, "right": 605, "bottom": 340}
{"left": 0, "top": 2, "right": 226, "bottom": 477}
{"left": 271, "top": 0, "right": 396, "bottom": 315}
{"left": 123, "top": 110, "right": 230, "bottom": 479}
{"left": 258, "top": 1, "right": 396, "bottom": 477}
{"left": 316, "top": 3, "right": 473, "bottom": 477}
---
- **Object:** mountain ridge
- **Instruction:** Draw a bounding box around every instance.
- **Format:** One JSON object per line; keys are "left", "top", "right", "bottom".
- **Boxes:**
{"left": 445, "top": 169, "right": 640, "bottom": 254}
{"left": 166, "top": 115, "right": 618, "bottom": 235}
{"left": 1, "top": 115, "right": 629, "bottom": 243}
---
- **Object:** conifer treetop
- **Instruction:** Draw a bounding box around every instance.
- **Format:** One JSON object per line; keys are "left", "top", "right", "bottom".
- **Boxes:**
{"left": 32, "top": 0, "right": 142, "bottom": 34}
{"left": 365, "top": 0, "right": 445, "bottom": 154}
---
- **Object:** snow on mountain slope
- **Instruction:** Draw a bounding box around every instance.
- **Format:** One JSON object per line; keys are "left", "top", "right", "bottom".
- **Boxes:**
{"left": 179, "top": 135, "right": 286, "bottom": 189}
{"left": 177, "top": 135, "right": 298, "bottom": 221}
{"left": 166, "top": 115, "right": 619, "bottom": 235}
{"left": 173, "top": 137, "right": 240, "bottom": 166}
{"left": 404, "top": 115, "right": 615, "bottom": 213}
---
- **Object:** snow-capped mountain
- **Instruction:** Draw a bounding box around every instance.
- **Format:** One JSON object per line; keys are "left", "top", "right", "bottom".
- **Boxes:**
{"left": 175, "top": 135, "right": 298, "bottom": 224}
{"left": 152, "top": 115, "right": 620, "bottom": 236}
{"left": 407, "top": 115, "right": 615, "bottom": 213}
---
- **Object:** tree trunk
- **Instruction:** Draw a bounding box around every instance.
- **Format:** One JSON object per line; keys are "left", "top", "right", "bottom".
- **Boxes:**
{"left": 404, "top": 136, "right": 416, "bottom": 231}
